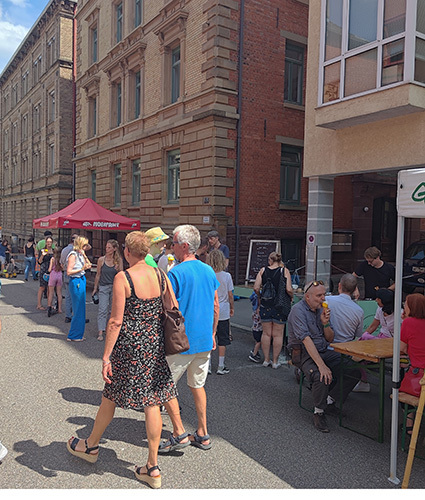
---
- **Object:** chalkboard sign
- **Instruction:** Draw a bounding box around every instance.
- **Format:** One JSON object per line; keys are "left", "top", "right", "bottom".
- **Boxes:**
{"left": 245, "top": 240, "right": 281, "bottom": 283}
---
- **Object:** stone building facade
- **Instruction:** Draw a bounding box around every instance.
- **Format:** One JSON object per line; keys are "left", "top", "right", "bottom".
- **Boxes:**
{"left": 0, "top": 0, "right": 76, "bottom": 246}
{"left": 74, "top": 0, "right": 314, "bottom": 283}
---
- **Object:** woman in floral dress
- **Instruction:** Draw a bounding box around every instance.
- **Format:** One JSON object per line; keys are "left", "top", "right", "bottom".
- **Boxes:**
{"left": 67, "top": 231, "right": 180, "bottom": 489}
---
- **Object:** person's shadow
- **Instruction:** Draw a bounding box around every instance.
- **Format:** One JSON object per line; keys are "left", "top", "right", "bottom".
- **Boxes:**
{"left": 13, "top": 439, "right": 133, "bottom": 479}
{"left": 59, "top": 387, "right": 103, "bottom": 407}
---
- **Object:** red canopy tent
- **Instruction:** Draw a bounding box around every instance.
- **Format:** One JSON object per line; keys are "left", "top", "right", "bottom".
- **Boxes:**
{"left": 33, "top": 198, "right": 140, "bottom": 231}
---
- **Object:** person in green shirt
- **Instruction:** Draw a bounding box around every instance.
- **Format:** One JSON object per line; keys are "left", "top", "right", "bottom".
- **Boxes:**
{"left": 36, "top": 231, "right": 56, "bottom": 251}
{"left": 145, "top": 227, "right": 169, "bottom": 268}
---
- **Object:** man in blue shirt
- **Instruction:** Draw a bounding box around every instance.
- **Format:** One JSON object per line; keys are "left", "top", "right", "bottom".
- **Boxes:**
{"left": 326, "top": 274, "right": 364, "bottom": 343}
{"left": 287, "top": 281, "right": 361, "bottom": 433}
{"left": 159, "top": 224, "right": 219, "bottom": 454}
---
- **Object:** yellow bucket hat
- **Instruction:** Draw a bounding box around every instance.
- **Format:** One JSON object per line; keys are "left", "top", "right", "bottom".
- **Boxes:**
{"left": 145, "top": 227, "right": 169, "bottom": 245}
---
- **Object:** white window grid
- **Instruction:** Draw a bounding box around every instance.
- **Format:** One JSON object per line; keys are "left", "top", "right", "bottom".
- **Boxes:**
{"left": 318, "top": 0, "right": 425, "bottom": 106}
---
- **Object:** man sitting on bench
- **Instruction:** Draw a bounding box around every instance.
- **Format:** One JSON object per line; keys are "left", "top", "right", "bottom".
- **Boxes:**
{"left": 287, "top": 280, "right": 361, "bottom": 433}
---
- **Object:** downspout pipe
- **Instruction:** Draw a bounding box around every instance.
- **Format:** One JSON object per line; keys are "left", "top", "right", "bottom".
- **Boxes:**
{"left": 72, "top": 2, "right": 77, "bottom": 203}
{"left": 235, "top": 0, "right": 245, "bottom": 285}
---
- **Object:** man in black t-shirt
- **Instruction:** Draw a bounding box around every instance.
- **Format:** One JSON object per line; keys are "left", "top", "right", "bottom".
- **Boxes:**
{"left": 353, "top": 246, "right": 395, "bottom": 299}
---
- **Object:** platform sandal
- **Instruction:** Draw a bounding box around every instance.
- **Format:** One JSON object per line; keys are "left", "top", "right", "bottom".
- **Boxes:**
{"left": 66, "top": 437, "right": 99, "bottom": 463}
{"left": 134, "top": 464, "right": 161, "bottom": 489}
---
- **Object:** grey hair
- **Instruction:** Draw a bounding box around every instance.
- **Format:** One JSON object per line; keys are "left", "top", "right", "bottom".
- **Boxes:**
{"left": 173, "top": 225, "right": 201, "bottom": 254}
{"left": 339, "top": 273, "right": 357, "bottom": 294}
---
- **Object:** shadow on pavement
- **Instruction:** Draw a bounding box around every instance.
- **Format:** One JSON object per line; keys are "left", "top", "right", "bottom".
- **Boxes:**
{"left": 13, "top": 439, "right": 134, "bottom": 479}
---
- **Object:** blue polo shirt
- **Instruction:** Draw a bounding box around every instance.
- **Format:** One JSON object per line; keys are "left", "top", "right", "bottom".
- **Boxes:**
{"left": 325, "top": 293, "right": 364, "bottom": 343}
{"left": 168, "top": 259, "right": 220, "bottom": 355}
{"left": 287, "top": 299, "right": 328, "bottom": 353}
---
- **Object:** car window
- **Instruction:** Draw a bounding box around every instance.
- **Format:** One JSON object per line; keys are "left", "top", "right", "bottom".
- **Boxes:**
{"left": 405, "top": 243, "right": 425, "bottom": 260}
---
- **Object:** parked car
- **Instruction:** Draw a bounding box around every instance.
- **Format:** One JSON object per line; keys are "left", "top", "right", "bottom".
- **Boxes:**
{"left": 403, "top": 240, "right": 425, "bottom": 293}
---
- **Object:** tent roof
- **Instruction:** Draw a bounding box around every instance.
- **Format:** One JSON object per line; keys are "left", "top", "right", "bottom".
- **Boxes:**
{"left": 32, "top": 198, "right": 141, "bottom": 231}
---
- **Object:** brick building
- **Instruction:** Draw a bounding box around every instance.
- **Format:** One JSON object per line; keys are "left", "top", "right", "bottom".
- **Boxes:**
{"left": 0, "top": 0, "right": 77, "bottom": 246}
{"left": 74, "top": 0, "right": 316, "bottom": 283}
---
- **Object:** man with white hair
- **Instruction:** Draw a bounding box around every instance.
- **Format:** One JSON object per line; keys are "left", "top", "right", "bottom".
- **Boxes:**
{"left": 287, "top": 280, "right": 361, "bottom": 433}
{"left": 158, "top": 224, "right": 219, "bottom": 453}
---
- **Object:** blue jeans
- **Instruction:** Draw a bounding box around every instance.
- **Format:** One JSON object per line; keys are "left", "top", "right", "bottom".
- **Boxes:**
{"left": 68, "top": 275, "right": 86, "bottom": 340}
{"left": 24, "top": 256, "right": 36, "bottom": 280}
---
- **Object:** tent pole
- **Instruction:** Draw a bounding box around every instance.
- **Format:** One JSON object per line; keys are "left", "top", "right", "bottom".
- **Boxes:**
{"left": 388, "top": 214, "right": 405, "bottom": 485}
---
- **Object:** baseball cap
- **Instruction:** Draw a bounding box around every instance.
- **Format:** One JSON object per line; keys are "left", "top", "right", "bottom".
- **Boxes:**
{"left": 145, "top": 227, "right": 169, "bottom": 245}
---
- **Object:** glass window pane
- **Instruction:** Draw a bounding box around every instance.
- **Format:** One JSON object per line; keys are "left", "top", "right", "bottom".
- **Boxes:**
{"left": 415, "top": 37, "right": 425, "bottom": 84}
{"left": 382, "top": 39, "right": 404, "bottom": 86}
{"left": 285, "top": 166, "right": 300, "bottom": 202}
{"left": 325, "top": 0, "right": 343, "bottom": 61}
{"left": 348, "top": 0, "right": 378, "bottom": 51}
{"left": 323, "top": 61, "right": 340, "bottom": 103}
{"left": 344, "top": 49, "right": 377, "bottom": 97}
{"left": 384, "top": 0, "right": 406, "bottom": 39}
{"left": 417, "top": 0, "right": 425, "bottom": 33}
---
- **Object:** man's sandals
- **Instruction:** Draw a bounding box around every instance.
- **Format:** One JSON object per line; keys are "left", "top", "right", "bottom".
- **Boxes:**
{"left": 66, "top": 437, "right": 99, "bottom": 463}
{"left": 189, "top": 431, "right": 212, "bottom": 450}
{"left": 134, "top": 464, "right": 161, "bottom": 489}
{"left": 158, "top": 432, "right": 190, "bottom": 453}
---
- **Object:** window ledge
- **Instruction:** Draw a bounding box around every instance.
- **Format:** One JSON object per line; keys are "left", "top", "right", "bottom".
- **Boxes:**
{"left": 284, "top": 102, "right": 305, "bottom": 111}
{"left": 316, "top": 82, "right": 425, "bottom": 130}
{"left": 279, "top": 204, "right": 306, "bottom": 211}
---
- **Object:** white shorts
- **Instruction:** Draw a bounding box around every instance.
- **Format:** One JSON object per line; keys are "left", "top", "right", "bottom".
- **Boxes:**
{"left": 166, "top": 351, "right": 211, "bottom": 389}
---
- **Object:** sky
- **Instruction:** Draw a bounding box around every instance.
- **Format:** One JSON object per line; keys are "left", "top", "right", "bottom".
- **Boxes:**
{"left": 0, "top": 0, "right": 50, "bottom": 74}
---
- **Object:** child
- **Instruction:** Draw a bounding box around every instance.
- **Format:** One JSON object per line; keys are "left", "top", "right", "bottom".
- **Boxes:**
{"left": 354, "top": 288, "right": 395, "bottom": 392}
{"left": 47, "top": 247, "right": 63, "bottom": 317}
{"left": 208, "top": 249, "right": 234, "bottom": 374}
{"left": 248, "top": 291, "right": 262, "bottom": 362}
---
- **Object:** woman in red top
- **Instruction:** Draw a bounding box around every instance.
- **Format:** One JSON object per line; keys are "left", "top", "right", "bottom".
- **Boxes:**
{"left": 400, "top": 293, "right": 425, "bottom": 385}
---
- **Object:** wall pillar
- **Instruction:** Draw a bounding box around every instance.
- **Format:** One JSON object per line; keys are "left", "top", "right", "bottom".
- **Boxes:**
{"left": 306, "top": 176, "right": 334, "bottom": 289}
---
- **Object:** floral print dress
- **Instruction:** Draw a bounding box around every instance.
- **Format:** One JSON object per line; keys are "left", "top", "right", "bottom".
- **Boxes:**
{"left": 103, "top": 270, "right": 178, "bottom": 409}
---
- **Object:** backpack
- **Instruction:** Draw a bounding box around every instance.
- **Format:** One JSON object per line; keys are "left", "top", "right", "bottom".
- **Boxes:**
{"left": 261, "top": 267, "right": 276, "bottom": 306}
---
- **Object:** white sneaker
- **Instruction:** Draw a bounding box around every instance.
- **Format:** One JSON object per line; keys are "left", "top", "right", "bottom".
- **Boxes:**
{"left": 263, "top": 360, "right": 271, "bottom": 367}
{"left": 352, "top": 381, "right": 370, "bottom": 393}
{"left": 217, "top": 366, "right": 230, "bottom": 375}
{"left": 272, "top": 362, "right": 281, "bottom": 369}
{"left": 0, "top": 441, "right": 8, "bottom": 462}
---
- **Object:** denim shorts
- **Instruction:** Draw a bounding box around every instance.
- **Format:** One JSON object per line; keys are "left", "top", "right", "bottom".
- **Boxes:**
{"left": 259, "top": 304, "right": 287, "bottom": 325}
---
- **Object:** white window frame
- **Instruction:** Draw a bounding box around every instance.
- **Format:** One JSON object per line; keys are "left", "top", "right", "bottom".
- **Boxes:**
{"left": 318, "top": 0, "right": 424, "bottom": 106}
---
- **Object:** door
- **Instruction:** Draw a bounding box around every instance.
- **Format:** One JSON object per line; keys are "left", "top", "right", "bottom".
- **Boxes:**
{"left": 372, "top": 197, "right": 397, "bottom": 261}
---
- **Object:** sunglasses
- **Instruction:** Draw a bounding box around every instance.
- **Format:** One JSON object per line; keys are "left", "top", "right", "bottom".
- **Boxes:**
{"left": 304, "top": 280, "right": 324, "bottom": 293}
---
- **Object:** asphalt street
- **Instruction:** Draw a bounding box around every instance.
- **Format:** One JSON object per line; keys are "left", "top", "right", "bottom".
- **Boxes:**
{"left": 0, "top": 275, "right": 424, "bottom": 493}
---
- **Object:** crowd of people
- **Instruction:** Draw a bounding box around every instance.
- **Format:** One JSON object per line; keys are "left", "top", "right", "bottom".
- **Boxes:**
{"left": 1, "top": 229, "right": 424, "bottom": 485}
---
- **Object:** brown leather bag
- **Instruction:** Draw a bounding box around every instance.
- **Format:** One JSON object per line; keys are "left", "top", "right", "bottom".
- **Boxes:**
{"left": 155, "top": 268, "right": 189, "bottom": 355}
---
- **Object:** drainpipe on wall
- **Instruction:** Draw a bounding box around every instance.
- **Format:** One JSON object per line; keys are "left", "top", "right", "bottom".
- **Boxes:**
{"left": 71, "top": 3, "right": 77, "bottom": 203}
{"left": 234, "top": 0, "right": 245, "bottom": 285}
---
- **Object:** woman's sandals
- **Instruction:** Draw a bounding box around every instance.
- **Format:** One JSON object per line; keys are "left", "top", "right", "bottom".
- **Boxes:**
{"left": 158, "top": 432, "right": 190, "bottom": 453}
{"left": 66, "top": 437, "right": 99, "bottom": 463}
{"left": 134, "top": 464, "right": 161, "bottom": 489}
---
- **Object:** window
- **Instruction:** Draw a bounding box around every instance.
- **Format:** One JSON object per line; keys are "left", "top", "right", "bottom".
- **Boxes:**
{"left": 135, "top": 0, "right": 142, "bottom": 28}
{"left": 21, "top": 71, "right": 29, "bottom": 97}
{"left": 91, "top": 26, "right": 98, "bottom": 64}
{"left": 33, "top": 55, "right": 42, "bottom": 83}
{"left": 48, "top": 91, "right": 55, "bottom": 123}
{"left": 116, "top": 3, "right": 123, "bottom": 43}
{"left": 3, "top": 130, "right": 9, "bottom": 152}
{"left": 321, "top": 0, "right": 407, "bottom": 104}
{"left": 131, "top": 160, "right": 141, "bottom": 205}
{"left": 134, "top": 70, "right": 141, "bottom": 119}
{"left": 171, "top": 46, "right": 181, "bottom": 103}
{"left": 49, "top": 144, "right": 55, "bottom": 173}
{"left": 89, "top": 96, "right": 97, "bottom": 137}
{"left": 114, "top": 164, "right": 122, "bottom": 206}
{"left": 280, "top": 145, "right": 302, "bottom": 205}
{"left": 47, "top": 36, "right": 56, "bottom": 67}
{"left": 284, "top": 42, "right": 305, "bottom": 105}
{"left": 11, "top": 123, "right": 17, "bottom": 147}
{"left": 113, "top": 82, "right": 122, "bottom": 127}
{"left": 91, "top": 170, "right": 96, "bottom": 201}
{"left": 167, "top": 149, "right": 180, "bottom": 204}
{"left": 22, "top": 114, "right": 28, "bottom": 141}
{"left": 11, "top": 84, "right": 18, "bottom": 107}
{"left": 33, "top": 104, "right": 41, "bottom": 132}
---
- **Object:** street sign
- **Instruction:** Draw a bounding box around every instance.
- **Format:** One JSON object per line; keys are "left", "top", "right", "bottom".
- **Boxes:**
{"left": 397, "top": 168, "right": 425, "bottom": 218}
{"left": 307, "top": 234, "right": 315, "bottom": 246}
